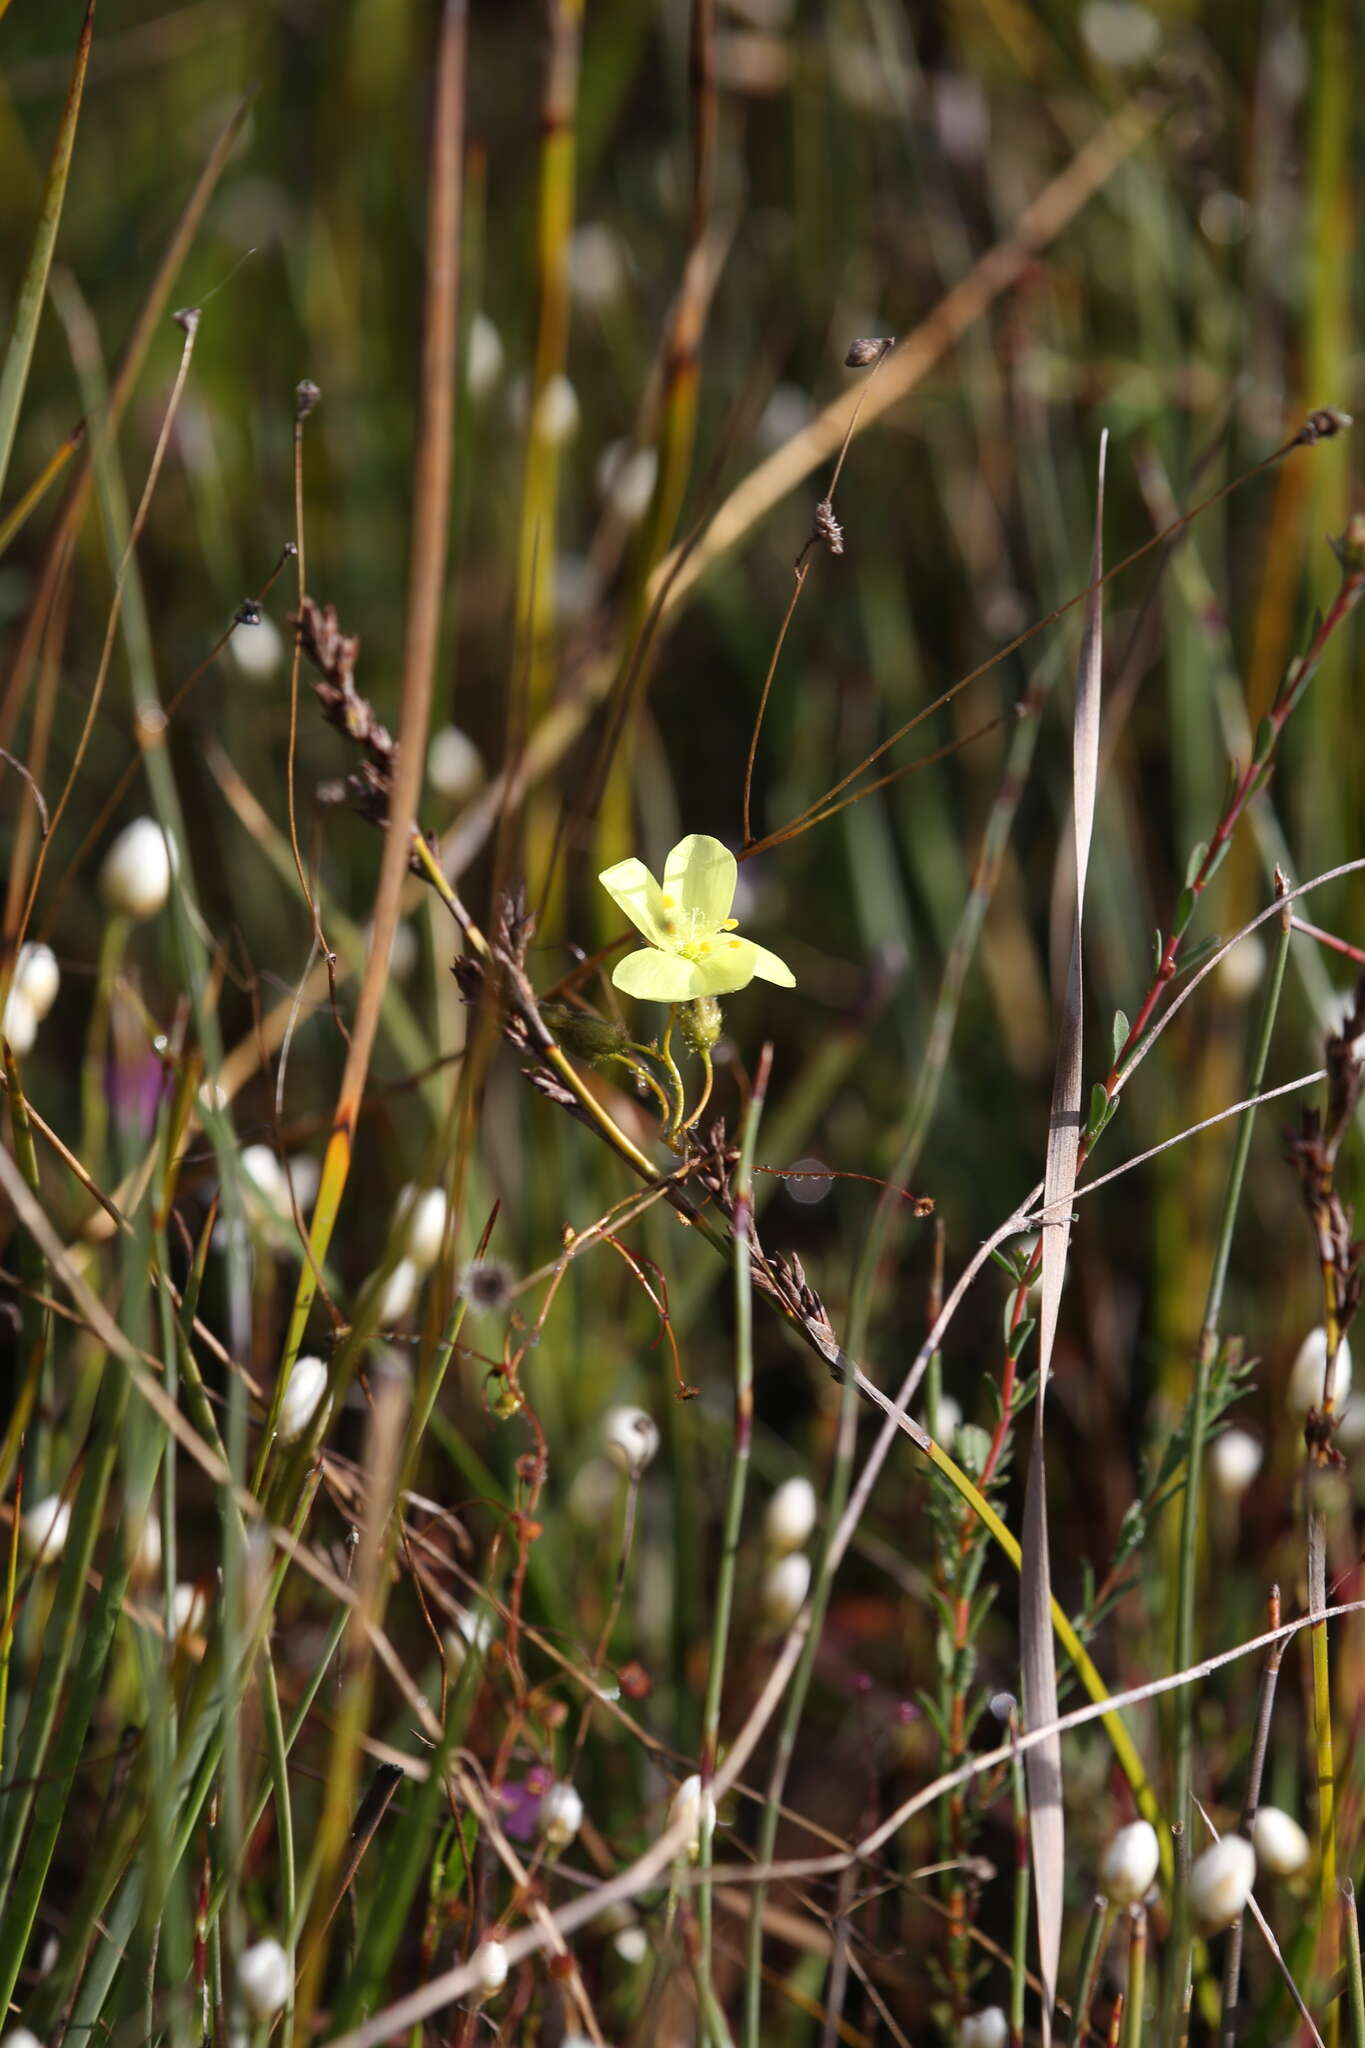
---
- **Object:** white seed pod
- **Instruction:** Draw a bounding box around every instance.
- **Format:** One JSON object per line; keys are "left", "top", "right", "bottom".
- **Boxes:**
{"left": 173, "top": 1582, "right": 208, "bottom": 1637}
{"left": 277, "top": 1355, "right": 330, "bottom": 1442}
{"left": 1209, "top": 1427, "right": 1263, "bottom": 1500}
{"left": 237, "top": 1936, "right": 291, "bottom": 2020}
{"left": 1250, "top": 1806, "right": 1311, "bottom": 1878}
{"left": 554, "top": 551, "right": 598, "bottom": 625}
{"left": 471, "top": 1938, "right": 508, "bottom": 1997}
{"left": 602, "top": 1405, "right": 660, "bottom": 1477}
{"left": 129, "top": 1512, "right": 162, "bottom": 1580}
{"left": 762, "top": 1552, "right": 811, "bottom": 1632}
{"left": 1079, "top": 0, "right": 1160, "bottom": 69}
{"left": 443, "top": 1605, "right": 495, "bottom": 1671}
{"left": 2, "top": 986, "right": 38, "bottom": 1056}
{"left": 241, "top": 1143, "right": 291, "bottom": 1218}
{"left": 20, "top": 1493, "right": 71, "bottom": 1563}
{"left": 100, "top": 817, "right": 175, "bottom": 920}
{"left": 1, "top": 2028, "right": 45, "bottom": 2048}
{"left": 926, "top": 1393, "right": 962, "bottom": 1446}
{"left": 15, "top": 942, "right": 60, "bottom": 1022}
{"left": 764, "top": 1475, "right": 817, "bottom": 1557}
{"left": 668, "top": 1773, "right": 714, "bottom": 1860}
{"left": 1216, "top": 933, "right": 1266, "bottom": 1000}
{"left": 427, "top": 724, "right": 485, "bottom": 804}
{"left": 540, "top": 1781, "right": 584, "bottom": 1848}
{"left": 613, "top": 1923, "right": 648, "bottom": 1966}
{"left": 466, "top": 312, "right": 504, "bottom": 400}
{"left": 377, "top": 1258, "right": 420, "bottom": 1325}
{"left": 228, "top": 611, "right": 285, "bottom": 681}
{"left": 395, "top": 1184, "right": 449, "bottom": 1271}
{"left": 1098, "top": 1819, "right": 1160, "bottom": 1906}
{"left": 1189, "top": 1833, "right": 1256, "bottom": 1932}
{"left": 961, "top": 2007, "right": 1010, "bottom": 2048}
{"left": 532, "top": 374, "right": 580, "bottom": 447}
{"left": 285, "top": 1153, "right": 321, "bottom": 1215}
{"left": 567, "top": 221, "right": 627, "bottom": 308}
{"left": 595, "top": 440, "right": 658, "bottom": 525}
{"left": 1287, "top": 1326, "right": 1352, "bottom": 1415}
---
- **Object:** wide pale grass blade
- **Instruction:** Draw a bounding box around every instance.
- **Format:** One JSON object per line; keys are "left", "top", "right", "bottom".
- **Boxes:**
{"left": 1021, "top": 430, "right": 1107, "bottom": 2040}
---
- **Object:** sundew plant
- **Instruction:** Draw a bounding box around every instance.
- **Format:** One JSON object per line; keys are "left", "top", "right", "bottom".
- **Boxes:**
{"left": 0, "top": 5, "right": 1363, "bottom": 2048}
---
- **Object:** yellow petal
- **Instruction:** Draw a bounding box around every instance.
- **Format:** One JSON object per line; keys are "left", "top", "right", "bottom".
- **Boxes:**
{"left": 691, "top": 936, "right": 761, "bottom": 996}
{"left": 663, "top": 834, "right": 736, "bottom": 936}
{"left": 598, "top": 856, "right": 670, "bottom": 946}
{"left": 611, "top": 946, "right": 705, "bottom": 1002}
{"left": 746, "top": 942, "right": 796, "bottom": 988}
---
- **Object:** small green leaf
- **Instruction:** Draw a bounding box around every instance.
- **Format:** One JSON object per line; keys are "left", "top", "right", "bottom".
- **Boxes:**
{"left": 1111, "top": 1009, "right": 1130, "bottom": 1063}
{"left": 1172, "top": 885, "right": 1197, "bottom": 938}
{"left": 1172, "top": 935, "right": 1222, "bottom": 981}
{"left": 1085, "top": 1082, "right": 1119, "bottom": 1145}
{"left": 1006, "top": 1316, "right": 1037, "bottom": 1364}
{"left": 1152, "top": 929, "right": 1164, "bottom": 974}
{"left": 1184, "top": 841, "right": 1210, "bottom": 888}
{"left": 1252, "top": 716, "right": 1276, "bottom": 764}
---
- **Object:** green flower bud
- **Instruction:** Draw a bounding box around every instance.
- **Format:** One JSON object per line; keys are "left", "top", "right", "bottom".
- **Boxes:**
{"left": 677, "top": 994, "right": 723, "bottom": 1055}
{"left": 539, "top": 1001, "right": 631, "bottom": 1064}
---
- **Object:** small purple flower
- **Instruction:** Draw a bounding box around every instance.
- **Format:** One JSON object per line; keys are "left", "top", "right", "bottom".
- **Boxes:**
{"left": 107, "top": 1045, "right": 168, "bottom": 1146}
{"left": 498, "top": 1764, "right": 553, "bottom": 1842}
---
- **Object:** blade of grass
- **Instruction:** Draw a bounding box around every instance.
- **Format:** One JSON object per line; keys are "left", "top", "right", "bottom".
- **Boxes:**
{"left": 0, "top": 1, "right": 94, "bottom": 507}
{"left": 1022, "top": 432, "right": 1106, "bottom": 2042}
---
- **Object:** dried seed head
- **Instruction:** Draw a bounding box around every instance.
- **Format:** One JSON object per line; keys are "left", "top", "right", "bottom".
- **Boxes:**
{"left": 295, "top": 379, "right": 321, "bottom": 420}
{"left": 458, "top": 1257, "right": 515, "bottom": 1316}
{"left": 1298, "top": 407, "right": 1351, "bottom": 444}
{"left": 844, "top": 336, "right": 894, "bottom": 368}
{"left": 813, "top": 499, "right": 845, "bottom": 555}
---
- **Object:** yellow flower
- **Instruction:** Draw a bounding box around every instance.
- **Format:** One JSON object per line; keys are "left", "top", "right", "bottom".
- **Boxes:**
{"left": 599, "top": 834, "right": 795, "bottom": 1002}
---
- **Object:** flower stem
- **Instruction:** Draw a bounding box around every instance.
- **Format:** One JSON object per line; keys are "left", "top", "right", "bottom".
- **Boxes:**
{"left": 697, "top": 1047, "right": 769, "bottom": 2032}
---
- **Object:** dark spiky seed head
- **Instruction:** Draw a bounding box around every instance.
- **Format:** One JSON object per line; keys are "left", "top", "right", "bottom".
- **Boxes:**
{"left": 844, "top": 336, "right": 894, "bottom": 368}
{"left": 459, "top": 1257, "right": 514, "bottom": 1315}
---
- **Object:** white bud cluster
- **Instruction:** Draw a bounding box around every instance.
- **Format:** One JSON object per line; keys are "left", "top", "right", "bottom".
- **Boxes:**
{"left": 1098, "top": 1820, "right": 1160, "bottom": 1906}
{"left": 100, "top": 817, "right": 175, "bottom": 920}
{"left": 1287, "top": 1326, "right": 1351, "bottom": 1415}
{"left": 277, "top": 1356, "right": 330, "bottom": 1443}
{"left": 1189, "top": 1834, "right": 1256, "bottom": 1932}
{"left": 602, "top": 1406, "right": 660, "bottom": 1477}
{"left": 238, "top": 1937, "right": 291, "bottom": 2020}
{"left": 540, "top": 1781, "right": 584, "bottom": 1848}
{"left": 4, "top": 942, "right": 62, "bottom": 1056}
{"left": 1250, "top": 1806, "right": 1310, "bottom": 1878}
{"left": 668, "top": 1773, "right": 715, "bottom": 1861}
